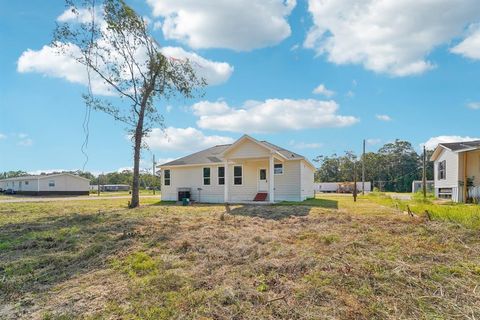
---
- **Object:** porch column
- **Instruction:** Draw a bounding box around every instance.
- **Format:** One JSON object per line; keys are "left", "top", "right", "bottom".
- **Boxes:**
{"left": 224, "top": 160, "right": 229, "bottom": 203}
{"left": 269, "top": 155, "right": 275, "bottom": 203}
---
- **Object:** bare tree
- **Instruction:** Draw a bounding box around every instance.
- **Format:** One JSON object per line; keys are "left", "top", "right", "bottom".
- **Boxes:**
{"left": 53, "top": 0, "right": 205, "bottom": 207}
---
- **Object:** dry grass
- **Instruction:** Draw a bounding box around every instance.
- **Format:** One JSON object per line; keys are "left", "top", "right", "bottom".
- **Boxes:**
{"left": 1, "top": 196, "right": 479, "bottom": 319}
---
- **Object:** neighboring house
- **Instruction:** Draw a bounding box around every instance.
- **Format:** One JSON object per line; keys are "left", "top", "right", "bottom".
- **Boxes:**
{"left": 158, "top": 135, "right": 315, "bottom": 203}
{"left": 0, "top": 173, "right": 90, "bottom": 196}
{"left": 431, "top": 140, "right": 480, "bottom": 202}
{"left": 411, "top": 180, "right": 434, "bottom": 193}
{"left": 314, "top": 182, "right": 371, "bottom": 193}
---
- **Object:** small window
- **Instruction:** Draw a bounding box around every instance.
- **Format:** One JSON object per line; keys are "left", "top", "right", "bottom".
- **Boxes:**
{"left": 25, "top": 181, "right": 29, "bottom": 185}
{"left": 438, "top": 160, "right": 446, "bottom": 180}
{"left": 203, "top": 167, "right": 211, "bottom": 185}
{"left": 234, "top": 166, "right": 242, "bottom": 185}
{"left": 164, "top": 170, "right": 171, "bottom": 186}
{"left": 274, "top": 163, "right": 283, "bottom": 175}
{"left": 218, "top": 167, "right": 225, "bottom": 185}
{"left": 48, "top": 180, "right": 55, "bottom": 187}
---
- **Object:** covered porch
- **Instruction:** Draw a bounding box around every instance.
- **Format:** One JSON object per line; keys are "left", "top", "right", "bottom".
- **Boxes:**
{"left": 223, "top": 154, "right": 284, "bottom": 203}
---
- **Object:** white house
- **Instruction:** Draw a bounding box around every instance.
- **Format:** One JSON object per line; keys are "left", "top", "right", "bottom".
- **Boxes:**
{"left": 0, "top": 173, "right": 90, "bottom": 196}
{"left": 158, "top": 135, "right": 315, "bottom": 203}
{"left": 430, "top": 140, "right": 480, "bottom": 202}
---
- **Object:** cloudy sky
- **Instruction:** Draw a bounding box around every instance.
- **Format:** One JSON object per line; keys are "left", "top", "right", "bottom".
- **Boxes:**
{"left": 1, "top": 0, "right": 480, "bottom": 173}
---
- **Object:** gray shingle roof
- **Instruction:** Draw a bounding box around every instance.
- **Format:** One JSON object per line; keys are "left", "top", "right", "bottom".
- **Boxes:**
{"left": 440, "top": 140, "right": 480, "bottom": 151}
{"left": 160, "top": 144, "right": 231, "bottom": 166}
{"left": 260, "top": 141, "right": 304, "bottom": 159}
{"left": 159, "top": 140, "right": 306, "bottom": 167}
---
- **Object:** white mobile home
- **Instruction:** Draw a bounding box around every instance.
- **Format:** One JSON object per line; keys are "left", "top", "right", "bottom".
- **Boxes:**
{"left": 158, "top": 135, "right": 315, "bottom": 203}
{"left": 431, "top": 140, "right": 480, "bottom": 202}
{"left": 0, "top": 173, "right": 90, "bottom": 196}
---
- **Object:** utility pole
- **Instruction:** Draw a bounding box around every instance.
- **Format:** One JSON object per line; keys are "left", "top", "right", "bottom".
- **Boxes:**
{"left": 422, "top": 146, "right": 427, "bottom": 199}
{"left": 362, "top": 139, "right": 365, "bottom": 195}
{"left": 152, "top": 154, "right": 156, "bottom": 195}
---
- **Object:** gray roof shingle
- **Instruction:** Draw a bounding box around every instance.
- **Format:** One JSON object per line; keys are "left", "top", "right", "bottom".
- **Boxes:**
{"left": 159, "top": 140, "right": 306, "bottom": 167}
{"left": 440, "top": 140, "right": 480, "bottom": 151}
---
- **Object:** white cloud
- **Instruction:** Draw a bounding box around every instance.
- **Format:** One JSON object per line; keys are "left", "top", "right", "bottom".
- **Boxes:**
{"left": 467, "top": 102, "right": 480, "bottom": 109}
{"left": 451, "top": 25, "right": 480, "bottom": 60}
{"left": 289, "top": 140, "right": 323, "bottom": 149}
{"left": 17, "top": 44, "right": 233, "bottom": 94}
{"left": 57, "top": 6, "right": 102, "bottom": 24}
{"left": 17, "top": 44, "right": 114, "bottom": 96}
{"left": 0, "top": 133, "right": 6, "bottom": 140}
{"left": 304, "top": 0, "right": 480, "bottom": 76}
{"left": 312, "top": 84, "right": 335, "bottom": 97}
{"left": 366, "top": 138, "right": 381, "bottom": 145}
{"left": 146, "top": 0, "right": 296, "bottom": 51}
{"left": 423, "top": 135, "right": 480, "bottom": 150}
{"left": 191, "top": 100, "right": 231, "bottom": 116}
{"left": 153, "top": 21, "right": 162, "bottom": 31}
{"left": 376, "top": 114, "right": 392, "bottom": 121}
{"left": 143, "top": 127, "right": 234, "bottom": 152}
{"left": 195, "top": 99, "right": 359, "bottom": 133}
{"left": 160, "top": 47, "right": 233, "bottom": 85}
{"left": 18, "top": 138, "right": 33, "bottom": 147}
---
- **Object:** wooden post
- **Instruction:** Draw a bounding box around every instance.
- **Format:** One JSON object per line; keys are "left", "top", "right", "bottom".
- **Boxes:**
{"left": 422, "top": 146, "right": 427, "bottom": 199}
{"left": 152, "top": 154, "right": 156, "bottom": 195}
{"left": 353, "top": 161, "right": 357, "bottom": 202}
{"left": 362, "top": 139, "right": 365, "bottom": 195}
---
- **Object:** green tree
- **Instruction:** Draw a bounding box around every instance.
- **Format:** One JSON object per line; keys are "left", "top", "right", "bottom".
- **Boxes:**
{"left": 54, "top": 0, "right": 204, "bottom": 207}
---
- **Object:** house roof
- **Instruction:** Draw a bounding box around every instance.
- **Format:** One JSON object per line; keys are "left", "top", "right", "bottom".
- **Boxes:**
{"left": 0, "top": 173, "right": 90, "bottom": 182}
{"left": 159, "top": 144, "right": 231, "bottom": 166}
{"left": 158, "top": 135, "right": 312, "bottom": 168}
{"left": 438, "top": 140, "right": 480, "bottom": 152}
{"left": 430, "top": 140, "right": 480, "bottom": 161}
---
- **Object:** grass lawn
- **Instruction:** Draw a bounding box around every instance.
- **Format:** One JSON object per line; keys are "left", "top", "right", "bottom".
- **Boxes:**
{"left": 365, "top": 192, "right": 480, "bottom": 229}
{"left": 1, "top": 196, "right": 479, "bottom": 319}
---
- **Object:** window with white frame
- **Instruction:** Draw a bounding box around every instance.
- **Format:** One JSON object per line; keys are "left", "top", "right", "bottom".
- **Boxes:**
{"left": 164, "top": 170, "right": 171, "bottom": 186}
{"left": 234, "top": 166, "right": 242, "bottom": 185}
{"left": 218, "top": 167, "right": 225, "bottom": 185}
{"left": 274, "top": 163, "right": 283, "bottom": 174}
{"left": 438, "top": 160, "right": 446, "bottom": 180}
{"left": 203, "top": 167, "right": 211, "bottom": 185}
{"left": 48, "top": 180, "right": 55, "bottom": 187}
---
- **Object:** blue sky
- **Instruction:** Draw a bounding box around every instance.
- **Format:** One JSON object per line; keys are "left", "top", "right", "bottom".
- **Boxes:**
{"left": 1, "top": 0, "right": 480, "bottom": 174}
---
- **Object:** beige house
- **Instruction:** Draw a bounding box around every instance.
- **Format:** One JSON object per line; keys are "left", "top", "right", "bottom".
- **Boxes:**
{"left": 158, "top": 135, "right": 315, "bottom": 203}
{"left": 431, "top": 140, "right": 480, "bottom": 202}
{"left": 0, "top": 173, "right": 90, "bottom": 196}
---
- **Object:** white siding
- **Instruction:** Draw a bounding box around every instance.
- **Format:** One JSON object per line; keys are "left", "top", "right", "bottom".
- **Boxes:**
{"left": 434, "top": 149, "right": 459, "bottom": 188}
{"left": 161, "top": 159, "right": 308, "bottom": 202}
{"left": 161, "top": 165, "right": 225, "bottom": 203}
{"left": 273, "top": 160, "right": 301, "bottom": 201}
{"left": 300, "top": 161, "right": 315, "bottom": 200}
{"left": 225, "top": 139, "right": 271, "bottom": 159}
{"left": 38, "top": 175, "right": 89, "bottom": 192}
{"left": 0, "top": 174, "right": 89, "bottom": 193}
{"left": 434, "top": 148, "right": 460, "bottom": 201}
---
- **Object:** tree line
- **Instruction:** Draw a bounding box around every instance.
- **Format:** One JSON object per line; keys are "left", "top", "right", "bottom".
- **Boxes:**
{"left": 314, "top": 139, "right": 434, "bottom": 192}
